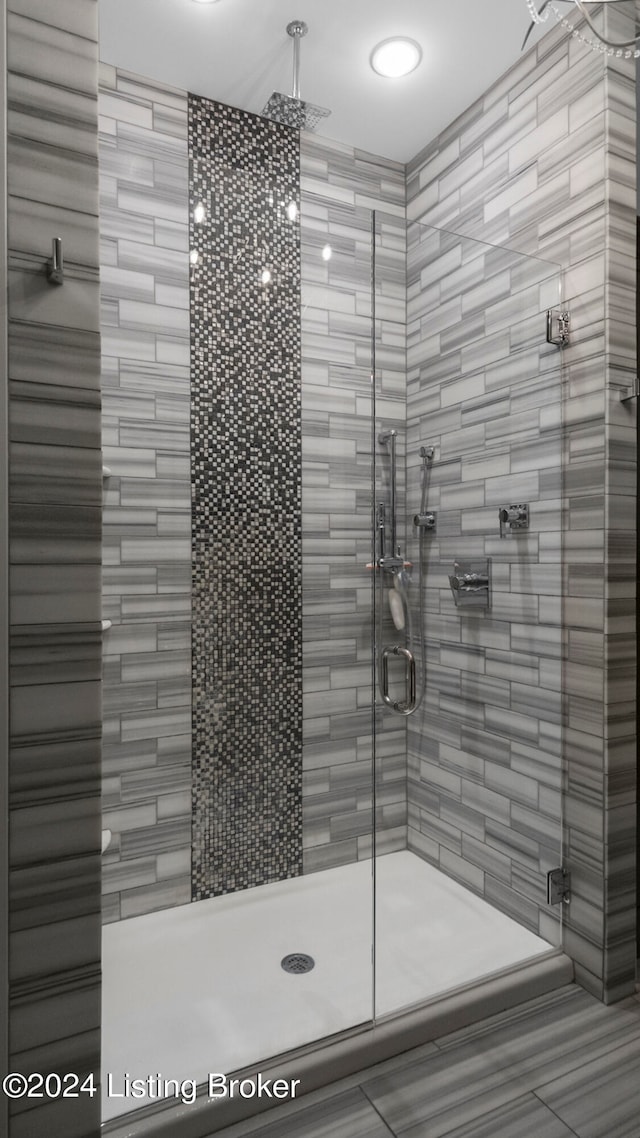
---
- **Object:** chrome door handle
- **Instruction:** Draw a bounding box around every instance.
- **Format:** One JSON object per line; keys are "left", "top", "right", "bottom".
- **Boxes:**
{"left": 381, "top": 645, "right": 416, "bottom": 716}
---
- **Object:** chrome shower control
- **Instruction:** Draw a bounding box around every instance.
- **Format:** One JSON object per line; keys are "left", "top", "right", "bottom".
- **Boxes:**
{"left": 499, "top": 504, "right": 529, "bottom": 539}
{"left": 448, "top": 559, "right": 491, "bottom": 610}
{"left": 450, "top": 571, "right": 488, "bottom": 591}
{"left": 413, "top": 512, "right": 436, "bottom": 530}
{"left": 378, "top": 555, "right": 404, "bottom": 572}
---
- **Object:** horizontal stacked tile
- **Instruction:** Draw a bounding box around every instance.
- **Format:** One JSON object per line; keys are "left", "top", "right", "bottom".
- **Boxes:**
{"left": 99, "top": 66, "right": 192, "bottom": 922}
{"left": 406, "top": 10, "right": 637, "bottom": 999}
{"left": 0, "top": 1, "right": 8, "bottom": 1127}
{"left": 299, "top": 135, "right": 408, "bottom": 871}
{"left": 7, "top": 1, "right": 102, "bottom": 1135}
{"left": 600, "top": 1, "right": 638, "bottom": 998}
{"left": 404, "top": 221, "right": 564, "bottom": 944}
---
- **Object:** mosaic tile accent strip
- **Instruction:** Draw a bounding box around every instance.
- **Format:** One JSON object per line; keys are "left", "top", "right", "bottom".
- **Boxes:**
{"left": 189, "top": 95, "right": 303, "bottom": 898}
{"left": 99, "top": 66, "right": 192, "bottom": 924}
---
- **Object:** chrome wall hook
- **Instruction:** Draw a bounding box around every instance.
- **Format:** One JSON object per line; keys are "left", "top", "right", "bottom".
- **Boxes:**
{"left": 46, "top": 237, "right": 64, "bottom": 285}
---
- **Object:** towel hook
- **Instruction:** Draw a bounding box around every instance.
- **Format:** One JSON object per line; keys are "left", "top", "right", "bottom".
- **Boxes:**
{"left": 46, "top": 237, "right": 64, "bottom": 285}
{"left": 620, "top": 377, "right": 639, "bottom": 404}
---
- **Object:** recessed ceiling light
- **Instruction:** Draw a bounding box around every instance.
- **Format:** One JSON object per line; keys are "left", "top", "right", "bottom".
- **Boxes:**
{"left": 191, "top": 0, "right": 221, "bottom": 5}
{"left": 370, "top": 38, "right": 422, "bottom": 78}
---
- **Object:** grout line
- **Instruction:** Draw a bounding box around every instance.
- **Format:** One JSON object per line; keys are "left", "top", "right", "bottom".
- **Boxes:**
{"left": 531, "top": 1088, "right": 582, "bottom": 1138}
{"left": 359, "top": 1084, "right": 401, "bottom": 1138}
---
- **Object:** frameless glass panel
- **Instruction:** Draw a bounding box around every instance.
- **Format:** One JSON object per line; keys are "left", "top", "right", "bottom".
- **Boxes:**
{"left": 99, "top": 118, "right": 376, "bottom": 1123}
{"left": 298, "top": 197, "right": 376, "bottom": 1037}
{"left": 373, "top": 213, "right": 564, "bottom": 1018}
{"left": 97, "top": 77, "right": 378, "bottom": 1119}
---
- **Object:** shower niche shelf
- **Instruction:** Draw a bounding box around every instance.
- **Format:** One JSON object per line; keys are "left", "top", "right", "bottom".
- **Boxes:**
{"left": 448, "top": 558, "right": 491, "bottom": 610}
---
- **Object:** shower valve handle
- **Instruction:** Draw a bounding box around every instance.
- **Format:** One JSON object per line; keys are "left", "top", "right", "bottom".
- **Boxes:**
{"left": 378, "top": 554, "right": 404, "bottom": 572}
{"left": 499, "top": 504, "right": 529, "bottom": 539}
{"left": 414, "top": 512, "right": 436, "bottom": 530}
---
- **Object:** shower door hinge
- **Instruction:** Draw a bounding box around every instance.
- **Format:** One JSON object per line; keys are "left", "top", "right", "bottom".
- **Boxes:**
{"left": 546, "top": 867, "right": 570, "bottom": 906}
{"left": 546, "top": 309, "right": 570, "bottom": 347}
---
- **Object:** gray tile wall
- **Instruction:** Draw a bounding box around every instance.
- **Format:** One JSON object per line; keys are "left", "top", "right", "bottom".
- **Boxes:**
{"left": 0, "top": 1, "right": 9, "bottom": 1127}
{"left": 95, "top": 18, "right": 636, "bottom": 997}
{"left": 404, "top": 224, "right": 564, "bottom": 944}
{"left": 97, "top": 96, "right": 411, "bottom": 902}
{"left": 99, "top": 66, "right": 192, "bottom": 923}
{"left": 406, "top": 9, "right": 637, "bottom": 1000}
{"left": 7, "top": 1, "right": 102, "bottom": 1134}
{"left": 299, "top": 135, "right": 408, "bottom": 872}
{"left": 3, "top": 17, "right": 635, "bottom": 1138}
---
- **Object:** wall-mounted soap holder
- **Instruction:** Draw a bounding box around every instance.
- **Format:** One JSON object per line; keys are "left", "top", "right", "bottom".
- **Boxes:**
{"left": 448, "top": 558, "right": 491, "bottom": 610}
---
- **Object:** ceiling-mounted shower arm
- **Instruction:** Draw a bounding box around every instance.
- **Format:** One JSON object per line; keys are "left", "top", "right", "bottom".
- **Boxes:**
{"left": 261, "top": 19, "right": 330, "bottom": 133}
{"left": 287, "top": 21, "right": 308, "bottom": 100}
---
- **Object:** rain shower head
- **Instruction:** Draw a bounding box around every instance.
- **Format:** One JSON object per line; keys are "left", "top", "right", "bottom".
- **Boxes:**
{"left": 261, "top": 21, "right": 331, "bottom": 133}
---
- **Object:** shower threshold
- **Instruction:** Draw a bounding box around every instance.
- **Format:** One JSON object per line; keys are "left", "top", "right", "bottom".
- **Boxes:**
{"left": 101, "top": 851, "right": 572, "bottom": 1135}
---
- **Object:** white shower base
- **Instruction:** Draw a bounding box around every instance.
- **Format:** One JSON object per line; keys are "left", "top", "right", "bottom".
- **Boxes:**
{"left": 101, "top": 850, "right": 551, "bottom": 1121}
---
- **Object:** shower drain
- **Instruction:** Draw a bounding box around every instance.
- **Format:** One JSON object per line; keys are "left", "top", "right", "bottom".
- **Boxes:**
{"left": 281, "top": 953, "right": 315, "bottom": 975}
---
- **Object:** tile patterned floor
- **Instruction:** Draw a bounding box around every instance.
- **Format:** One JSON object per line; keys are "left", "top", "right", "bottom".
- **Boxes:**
{"left": 214, "top": 983, "right": 640, "bottom": 1138}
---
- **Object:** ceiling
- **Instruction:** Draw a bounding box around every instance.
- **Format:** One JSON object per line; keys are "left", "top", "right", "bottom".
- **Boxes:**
{"left": 98, "top": 0, "right": 549, "bottom": 164}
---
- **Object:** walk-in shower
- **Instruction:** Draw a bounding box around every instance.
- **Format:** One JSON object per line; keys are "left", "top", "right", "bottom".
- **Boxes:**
{"left": 99, "top": 60, "right": 567, "bottom": 1135}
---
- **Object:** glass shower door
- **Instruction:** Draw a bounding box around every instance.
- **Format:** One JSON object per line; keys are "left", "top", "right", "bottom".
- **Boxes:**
{"left": 298, "top": 197, "right": 378, "bottom": 1038}
{"left": 372, "top": 213, "right": 565, "bottom": 1017}
{"left": 100, "top": 151, "right": 380, "bottom": 1127}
